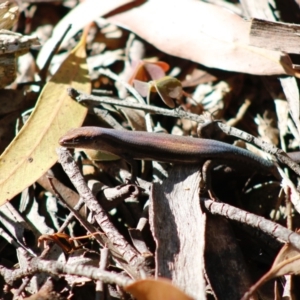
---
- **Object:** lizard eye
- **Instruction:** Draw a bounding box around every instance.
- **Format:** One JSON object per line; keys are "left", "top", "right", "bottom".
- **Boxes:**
{"left": 73, "top": 138, "right": 80, "bottom": 144}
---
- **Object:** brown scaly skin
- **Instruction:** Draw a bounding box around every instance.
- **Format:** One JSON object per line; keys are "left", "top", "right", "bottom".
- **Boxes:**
{"left": 59, "top": 126, "right": 281, "bottom": 181}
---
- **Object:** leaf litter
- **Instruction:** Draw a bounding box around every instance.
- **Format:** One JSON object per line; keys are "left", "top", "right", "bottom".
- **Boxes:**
{"left": 0, "top": 1, "right": 300, "bottom": 299}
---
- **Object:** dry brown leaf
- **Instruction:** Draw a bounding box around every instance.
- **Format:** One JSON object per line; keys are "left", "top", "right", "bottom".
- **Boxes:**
{"left": 242, "top": 242, "right": 300, "bottom": 300}
{"left": 108, "top": 0, "right": 295, "bottom": 76}
{"left": 125, "top": 278, "right": 193, "bottom": 300}
{"left": 134, "top": 76, "right": 183, "bottom": 108}
{"left": 270, "top": 244, "right": 300, "bottom": 276}
{"left": 0, "top": 31, "right": 89, "bottom": 205}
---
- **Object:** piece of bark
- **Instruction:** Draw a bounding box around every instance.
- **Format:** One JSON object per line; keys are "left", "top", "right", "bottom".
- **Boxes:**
{"left": 250, "top": 18, "right": 300, "bottom": 54}
{"left": 204, "top": 214, "right": 254, "bottom": 300}
{"left": 149, "top": 165, "right": 206, "bottom": 300}
{"left": 57, "top": 147, "right": 150, "bottom": 279}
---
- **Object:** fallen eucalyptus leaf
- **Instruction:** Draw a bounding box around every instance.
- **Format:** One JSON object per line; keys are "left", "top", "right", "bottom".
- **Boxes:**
{"left": 108, "top": 0, "right": 296, "bottom": 76}
{"left": 0, "top": 31, "right": 89, "bottom": 204}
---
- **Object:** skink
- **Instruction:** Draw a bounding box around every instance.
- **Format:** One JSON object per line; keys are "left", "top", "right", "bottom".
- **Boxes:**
{"left": 59, "top": 127, "right": 280, "bottom": 180}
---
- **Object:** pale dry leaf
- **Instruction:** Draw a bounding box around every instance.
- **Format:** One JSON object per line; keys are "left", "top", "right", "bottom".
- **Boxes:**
{"left": 108, "top": 0, "right": 294, "bottom": 76}
{"left": 241, "top": 0, "right": 274, "bottom": 19}
{"left": 271, "top": 243, "right": 300, "bottom": 276}
{"left": 279, "top": 168, "right": 300, "bottom": 214}
{"left": 256, "top": 113, "right": 279, "bottom": 145}
{"left": 26, "top": 197, "right": 54, "bottom": 235}
{"left": 0, "top": 1, "right": 19, "bottom": 30}
{"left": 274, "top": 100, "right": 289, "bottom": 138}
{"left": 121, "top": 97, "right": 147, "bottom": 131}
{"left": 280, "top": 77, "right": 300, "bottom": 136}
{"left": 37, "top": 0, "right": 135, "bottom": 69}
{"left": 0, "top": 202, "right": 34, "bottom": 246}
{"left": 0, "top": 33, "right": 89, "bottom": 205}
{"left": 17, "top": 52, "right": 36, "bottom": 84}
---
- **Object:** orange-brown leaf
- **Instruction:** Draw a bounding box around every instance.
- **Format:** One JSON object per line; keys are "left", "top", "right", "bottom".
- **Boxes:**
{"left": 125, "top": 278, "right": 193, "bottom": 300}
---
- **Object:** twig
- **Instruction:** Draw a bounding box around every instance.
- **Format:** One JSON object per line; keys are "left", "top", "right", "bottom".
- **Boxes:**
{"left": 0, "top": 228, "right": 25, "bottom": 252}
{"left": 57, "top": 197, "right": 85, "bottom": 233}
{"left": 98, "top": 68, "right": 145, "bottom": 104}
{"left": 88, "top": 180, "right": 140, "bottom": 210}
{"left": 68, "top": 88, "right": 205, "bottom": 123}
{"left": 202, "top": 198, "right": 300, "bottom": 250}
{"left": 0, "top": 258, "right": 133, "bottom": 288}
{"left": 39, "top": 24, "right": 72, "bottom": 82}
{"left": 93, "top": 107, "right": 124, "bottom": 130}
{"left": 14, "top": 277, "right": 31, "bottom": 297}
{"left": 96, "top": 68, "right": 156, "bottom": 132}
{"left": 96, "top": 247, "right": 110, "bottom": 299}
{"left": 227, "top": 99, "right": 251, "bottom": 127}
{"left": 217, "top": 122, "right": 300, "bottom": 177}
{"left": 48, "top": 177, "right": 99, "bottom": 233}
{"left": 47, "top": 177, "right": 105, "bottom": 248}
{"left": 56, "top": 147, "right": 149, "bottom": 278}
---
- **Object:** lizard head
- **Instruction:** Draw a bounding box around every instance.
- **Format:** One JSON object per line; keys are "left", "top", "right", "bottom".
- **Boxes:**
{"left": 59, "top": 127, "right": 100, "bottom": 149}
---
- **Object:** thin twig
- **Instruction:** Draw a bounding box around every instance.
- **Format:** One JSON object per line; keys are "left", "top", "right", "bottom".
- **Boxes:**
{"left": 56, "top": 147, "right": 149, "bottom": 278}
{"left": 0, "top": 258, "right": 133, "bottom": 288}
{"left": 96, "top": 247, "right": 110, "bottom": 299}
{"left": 68, "top": 88, "right": 205, "bottom": 123}
{"left": 98, "top": 68, "right": 145, "bottom": 104}
{"left": 57, "top": 197, "right": 85, "bottom": 233}
{"left": 217, "top": 122, "right": 300, "bottom": 177}
{"left": 47, "top": 177, "right": 105, "bottom": 248}
{"left": 97, "top": 68, "right": 162, "bottom": 132}
{"left": 202, "top": 198, "right": 300, "bottom": 250}
{"left": 39, "top": 24, "right": 72, "bottom": 82}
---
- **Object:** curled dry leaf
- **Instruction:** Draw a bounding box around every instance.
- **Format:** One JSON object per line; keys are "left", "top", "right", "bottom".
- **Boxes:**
{"left": 0, "top": 32, "right": 90, "bottom": 205}
{"left": 152, "top": 76, "right": 183, "bottom": 108}
{"left": 128, "top": 60, "right": 169, "bottom": 84}
{"left": 38, "top": 232, "right": 103, "bottom": 254}
{"left": 108, "top": 0, "right": 296, "bottom": 76}
{"left": 125, "top": 278, "right": 193, "bottom": 300}
{"left": 134, "top": 76, "right": 183, "bottom": 108}
{"left": 38, "top": 233, "right": 78, "bottom": 254}
{"left": 242, "top": 241, "right": 300, "bottom": 300}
